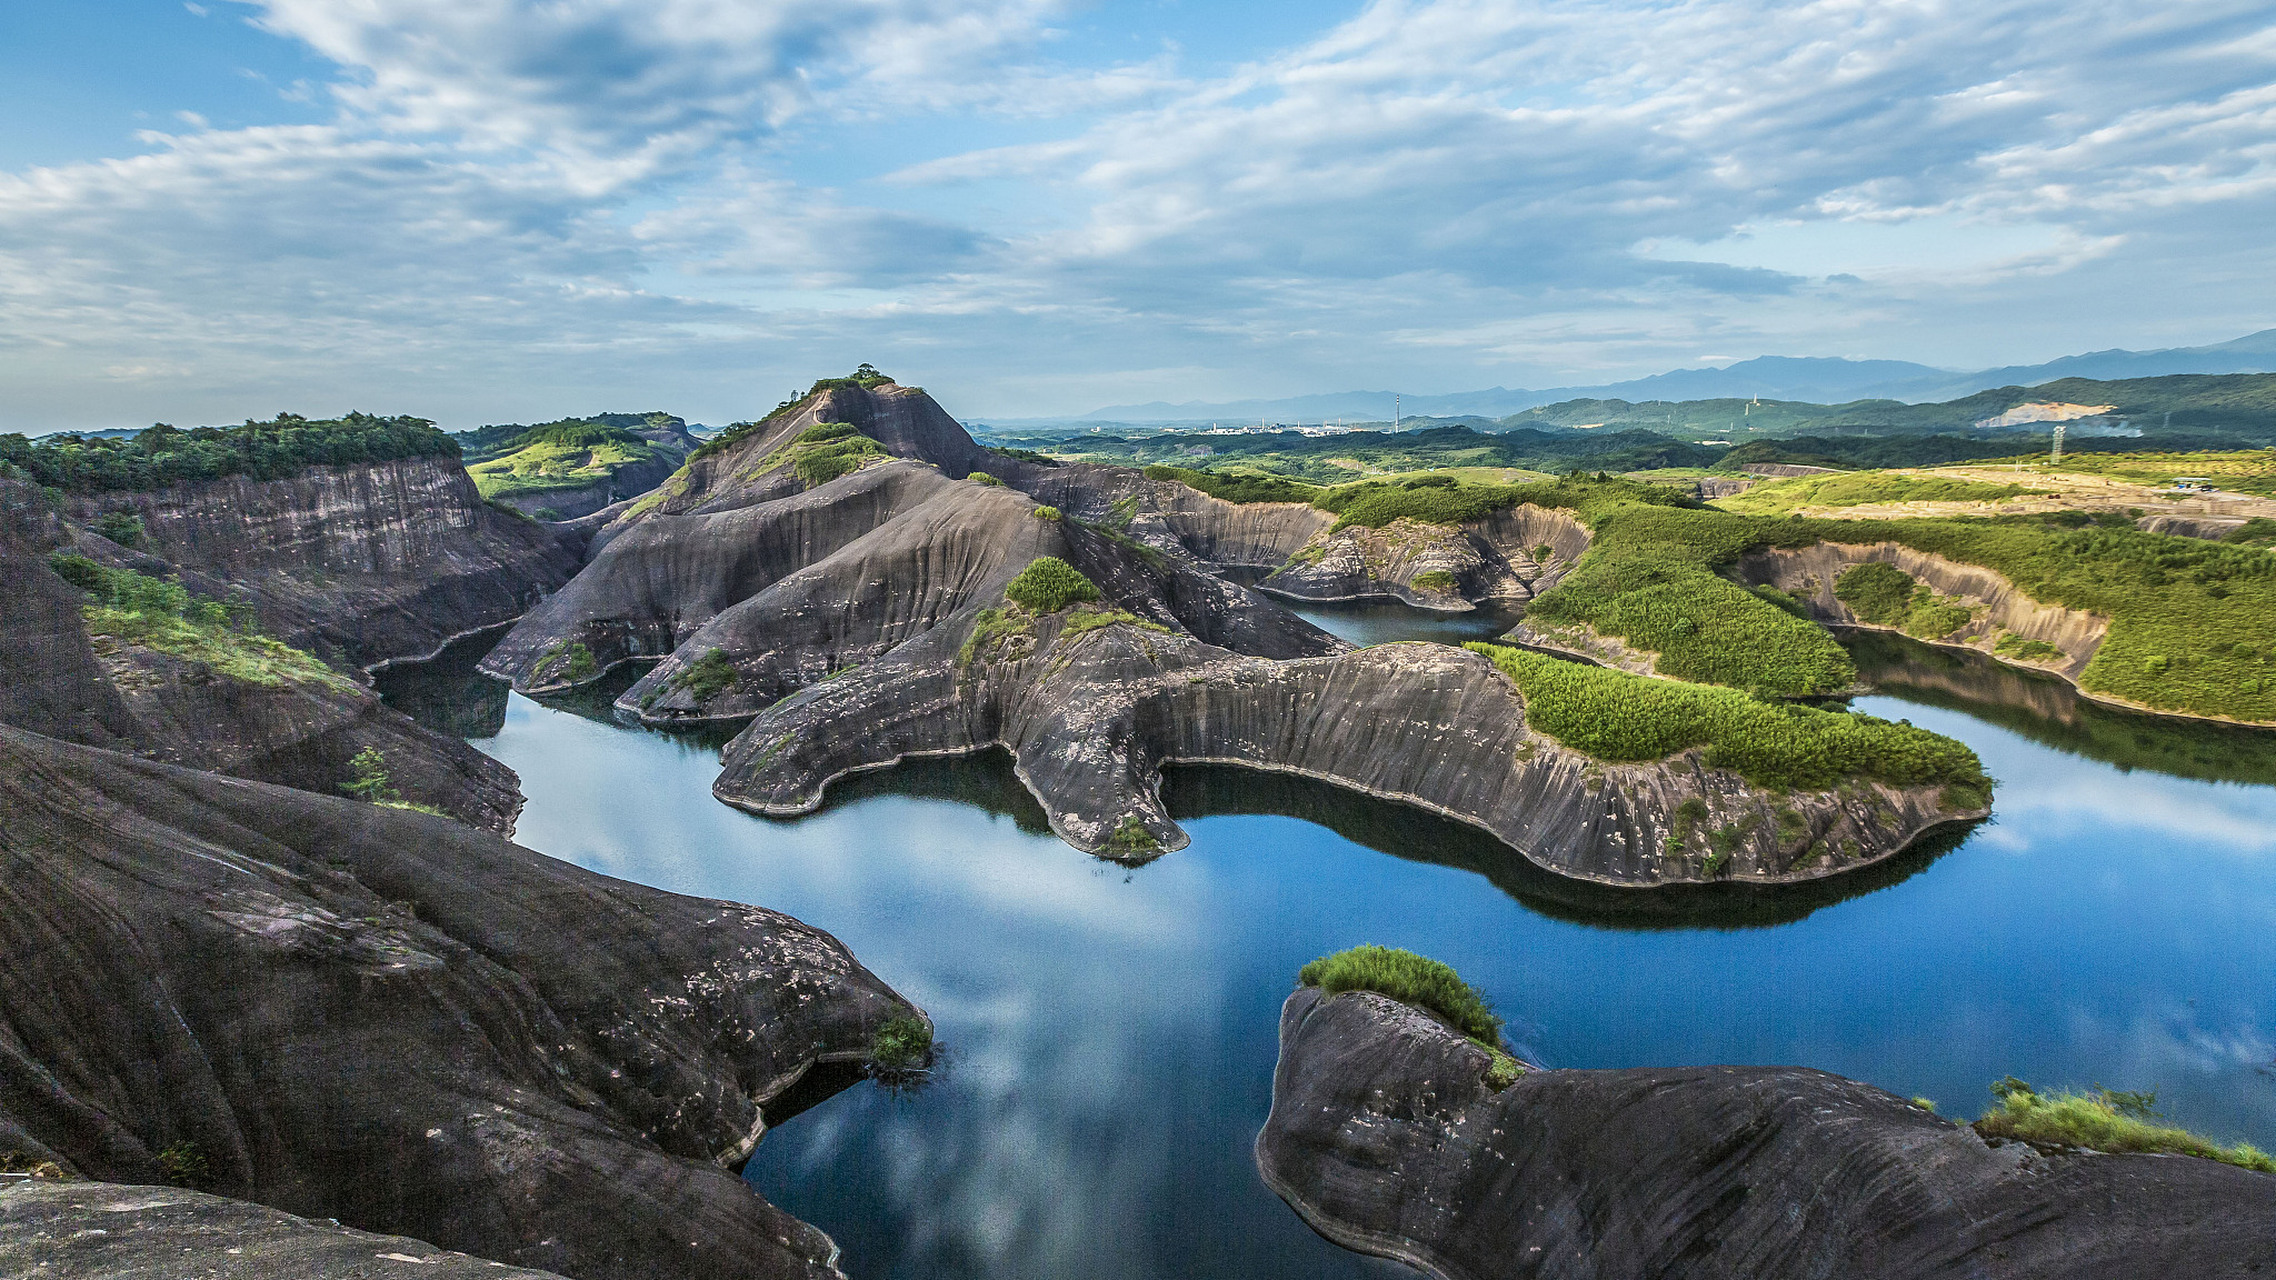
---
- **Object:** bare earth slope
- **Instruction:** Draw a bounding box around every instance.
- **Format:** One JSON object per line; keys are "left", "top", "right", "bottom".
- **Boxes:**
{"left": 0, "top": 725, "right": 922, "bottom": 1280}
{"left": 1257, "top": 986, "right": 2276, "bottom": 1280}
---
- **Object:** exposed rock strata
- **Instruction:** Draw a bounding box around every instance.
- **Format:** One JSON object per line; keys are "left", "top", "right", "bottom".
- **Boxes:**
{"left": 1257, "top": 986, "right": 2276, "bottom": 1280}
{"left": 1262, "top": 505, "right": 1589, "bottom": 611}
{"left": 0, "top": 725, "right": 920, "bottom": 1280}
{"left": 0, "top": 488, "right": 522, "bottom": 831}
{"left": 1739, "top": 541, "right": 2108, "bottom": 681}
{"left": 66, "top": 456, "right": 578, "bottom": 668}
{"left": 0, "top": 1181, "right": 567, "bottom": 1279}
{"left": 717, "top": 627, "right": 1970, "bottom": 882}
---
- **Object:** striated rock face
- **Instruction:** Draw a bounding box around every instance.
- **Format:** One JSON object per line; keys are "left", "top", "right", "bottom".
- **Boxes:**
{"left": 717, "top": 621, "right": 1966, "bottom": 882}
{"left": 1257, "top": 987, "right": 2276, "bottom": 1280}
{"left": 0, "top": 495, "right": 522, "bottom": 832}
{"left": 0, "top": 725, "right": 921, "bottom": 1280}
{"left": 1739, "top": 541, "right": 2108, "bottom": 681}
{"left": 66, "top": 456, "right": 578, "bottom": 668}
{"left": 1263, "top": 505, "right": 1589, "bottom": 611}
{"left": 0, "top": 1182, "right": 568, "bottom": 1279}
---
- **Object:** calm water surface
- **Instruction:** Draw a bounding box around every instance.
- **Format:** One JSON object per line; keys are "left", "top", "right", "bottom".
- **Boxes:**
{"left": 380, "top": 623, "right": 2276, "bottom": 1280}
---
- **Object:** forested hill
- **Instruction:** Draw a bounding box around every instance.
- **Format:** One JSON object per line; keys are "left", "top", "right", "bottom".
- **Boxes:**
{"left": 0, "top": 414, "right": 458, "bottom": 493}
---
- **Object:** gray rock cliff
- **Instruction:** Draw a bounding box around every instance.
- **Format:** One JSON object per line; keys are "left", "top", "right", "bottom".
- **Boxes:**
{"left": 1257, "top": 986, "right": 2276, "bottom": 1280}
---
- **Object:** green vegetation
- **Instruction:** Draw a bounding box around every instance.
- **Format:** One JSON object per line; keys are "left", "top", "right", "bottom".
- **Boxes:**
{"left": 1025, "top": 424, "right": 1722, "bottom": 483}
{"left": 668, "top": 649, "right": 739, "bottom": 701}
{"left": 49, "top": 555, "right": 350, "bottom": 690}
{"left": 957, "top": 605, "right": 1037, "bottom": 665}
{"left": 1992, "top": 633, "right": 2066, "bottom": 661}
{"left": 1058, "top": 606, "right": 1169, "bottom": 644}
{"left": 2, "top": 414, "right": 456, "bottom": 493}
{"left": 1107, "top": 814, "right": 1160, "bottom": 854}
{"left": 464, "top": 421, "right": 657, "bottom": 499}
{"left": 752, "top": 421, "right": 887, "bottom": 487}
{"left": 1032, "top": 504, "right": 1062, "bottom": 520}
{"left": 1466, "top": 642, "right": 1989, "bottom": 796}
{"left": 1299, "top": 945, "right": 1503, "bottom": 1043}
{"left": 1004, "top": 557, "right": 1099, "bottom": 612}
{"left": 992, "top": 446, "right": 1059, "bottom": 466}
{"left": 968, "top": 471, "right": 1006, "bottom": 486}
{"left": 155, "top": 1140, "right": 212, "bottom": 1189}
{"left": 1410, "top": 569, "right": 1459, "bottom": 591}
{"left": 90, "top": 510, "right": 144, "bottom": 547}
{"left": 1141, "top": 464, "right": 1322, "bottom": 504}
{"left": 1975, "top": 1078, "right": 2274, "bottom": 1172}
{"left": 533, "top": 640, "right": 599, "bottom": 685}
{"left": 868, "top": 1013, "right": 934, "bottom": 1075}
{"left": 2225, "top": 516, "right": 2276, "bottom": 547}
{"left": 1981, "top": 447, "right": 2276, "bottom": 498}
{"left": 342, "top": 747, "right": 400, "bottom": 803}
{"left": 1833, "top": 564, "right": 1978, "bottom": 640}
{"left": 1719, "top": 470, "right": 2049, "bottom": 515}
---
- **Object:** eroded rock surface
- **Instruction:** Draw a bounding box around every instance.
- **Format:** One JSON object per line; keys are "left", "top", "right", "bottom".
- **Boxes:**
{"left": 0, "top": 725, "right": 921, "bottom": 1280}
{"left": 1257, "top": 987, "right": 2276, "bottom": 1280}
{"left": 1263, "top": 505, "right": 1589, "bottom": 611}
{"left": 0, "top": 1181, "right": 567, "bottom": 1279}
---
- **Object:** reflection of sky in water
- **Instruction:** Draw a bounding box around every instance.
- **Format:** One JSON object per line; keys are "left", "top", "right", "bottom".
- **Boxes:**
{"left": 471, "top": 675, "right": 2276, "bottom": 1280}
{"left": 1282, "top": 598, "right": 1518, "bottom": 648}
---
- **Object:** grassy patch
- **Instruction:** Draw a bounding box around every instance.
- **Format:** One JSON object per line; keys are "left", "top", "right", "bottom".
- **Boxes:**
{"left": 968, "top": 471, "right": 1006, "bottom": 486}
{"left": 51, "top": 555, "right": 351, "bottom": 690}
{"left": 1975, "top": 1078, "right": 2274, "bottom": 1172}
{"left": 1833, "top": 563, "right": 1978, "bottom": 640}
{"left": 958, "top": 605, "right": 1037, "bottom": 665}
{"left": 1982, "top": 448, "right": 2276, "bottom": 498}
{"left": 1410, "top": 569, "right": 1459, "bottom": 591}
{"left": 1032, "top": 504, "right": 1062, "bottom": 521}
{"left": 668, "top": 648, "right": 738, "bottom": 701}
{"left": 1718, "top": 470, "right": 2049, "bottom": 515}
{"left": 1466, "top": 641, "right": 1988, "bottom": 794}
{"left": 1106, "top": 814, "right": 1160, "bottom": 854}
{"left": 1143, "top": 464, "right": 1323, "bottom": 504}
{"left": 1994, "top": 633, "right": 2067, "bottom": 661}
{"left": 533, "top": 640, "right": 599, "bottom": 684}
{"left": 1004, "top": 557, "right": 1100, "bottom": 613}
{"left": 465, "top": 422, "right": 656, "bottom": 499}
{"left": 1057, "top": 605, "right": 1169, "bottom": 644}
{"left": 1300, "top": 945, "right": 1504, "bottom": 1043}
{"left": 757, "top": 422, "right": 887, "bottom": 487}
{"left": 868, "top": 1014, "right": 934, "bottom": 1075}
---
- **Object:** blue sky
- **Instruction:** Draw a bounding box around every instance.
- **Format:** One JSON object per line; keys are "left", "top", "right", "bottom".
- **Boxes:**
{"left": 2, "top": 0, "right": 2272, "bottom": 430}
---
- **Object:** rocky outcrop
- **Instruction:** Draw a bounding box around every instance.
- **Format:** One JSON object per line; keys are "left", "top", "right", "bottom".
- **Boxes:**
{"left": 1262, "top": 505, "right": 1589, "bottom": 611}
{"left": 1739, "top": 541, "right": 2108, "bottom": 681}
{"left": 0, "top": 496, "right": 522, "bottom": 832}
{"left": 0, "top": 724, "right": 921, "bottom": 1279}
{"left": 66, "top": 456, "right": 578, "bottom": 668}
{"left": 716, "top": 623, "right": 1969, "bottom": 883}
{"left": 1257, "top": 986, "right": 2276, "bottom": 1280}
{"left": 2139, "top": 513, "right": 2250, "bottom": 540}
{"left": 1, "top": 1181, "right": 567, "bottom": 1279}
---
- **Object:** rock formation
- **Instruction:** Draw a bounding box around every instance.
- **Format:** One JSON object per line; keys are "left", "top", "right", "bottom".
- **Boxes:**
{"left": 1257, "top": 986, "right": 2276, "bottom": 1280}
{"left": 0, "top": 724, "right": 922, "bottom": 1279}
{"left": 0, "top": 1181, "right": 567, "bottom": 1279}
{"left": 0, "top": 482, "right": 523, "bottom": 831}
{"left": 65, "top": 455, "right": 578, "bottom": 669}
{"left": 1259, "top": 504, "right": 1589, "bottom": 611}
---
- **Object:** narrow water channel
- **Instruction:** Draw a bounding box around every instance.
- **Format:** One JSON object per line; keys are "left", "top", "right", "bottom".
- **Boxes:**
{"left": 377, "top": 620, "right": 2276, "bottom": 1280}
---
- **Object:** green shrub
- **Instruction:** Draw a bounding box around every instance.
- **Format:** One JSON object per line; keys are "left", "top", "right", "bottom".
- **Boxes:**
{"left": 341, "top": 747, "right": 400, "bottom": 804}
{"left": 1833, "top": 563, "right": 1975, "bottom": 640}
{"left": 1058, "top": 606, "right": 1168, "bottom": 644}
{"left": 1994, "top": 633, "right": 2066, "bottom": 661}
{"left": 1975, "top": 1078, "right": 2275, "bottom": 1172}
{"left": 1032, "top": 504, "right": 1062, "bottom": 521}
{"left": 1466, "top": 642, "right": 1989, "bottom": 793}
{"left": 534, "top": 640, "right": 599, "bottom": 684}
{"left": 1410, "top": 569, "right": 1458, "bottom": 591}
{"left": 1299, "top": 945, "right": 1503, "bottom": 1043}
{"left": 1143, "top": 465, "right": 1323, "bottom": 504}
{"left": 868, "top": 1013, "right": 933, "bottom": 1075}
{"left": 1107, "top": 814, "right": 1159, "bottom": 854}
{"left": 668, "top": 648, "right": 738, "bottom": 701}
{"left": 957, "top": 605, "right": 1036, "bottom": 664}
{"left": 1004, "top": 557, "right": 1099, "bottom": 612}
{"left": 993, "top": 446, "right": 1059, "bottom": 466}
{"left": 154, "top": 1140, "right": 211, "bottom": 1189}
{"left": 91, "top": 509, "right": 145, "bottom": 548}
{"left": 968, "top": 471, "right": 1006, "bottom": 486}
{"left": 1719, "top": 470, "right": 2049, "bottom": 516}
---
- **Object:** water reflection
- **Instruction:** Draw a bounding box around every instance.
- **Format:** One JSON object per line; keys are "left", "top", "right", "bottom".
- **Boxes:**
{"left": 377, "top": 616, "right": 2276, "bottom": 1280}
{"left": 368, "top": 625, "right": 512, "bottom": 738}
{"left": 1280, "top": 597, "right": 1522, "bottom": 647}
{"left": 1841, "top": 629, "right": 2276, "bottom": 786}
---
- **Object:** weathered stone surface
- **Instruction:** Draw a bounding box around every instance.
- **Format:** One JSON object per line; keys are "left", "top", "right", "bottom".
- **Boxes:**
{"left": 0, "top": 492, "right": 522, "bottom": 832}
{"left": 0, "top": 1181, "right": 567, "bottom": 1279}
{"left": 0, "top": 725, "right": 921, "bottom": 1280}
{"left": 717, "top": 616, "right": 1966, "bottom": 882}
{"left": 1257, "top": 986, "right": 2276, "bottom": 1280}
{"left": 1262, "top": 505, "right": 1589, "bottom": 610}
{"left": 65, "top": 457, "right": 579, "bottom": 668}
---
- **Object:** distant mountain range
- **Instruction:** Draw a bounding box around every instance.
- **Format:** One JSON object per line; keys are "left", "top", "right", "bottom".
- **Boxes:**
{"left": 1072, "top": 328, "right": 2276, "bottom": 423}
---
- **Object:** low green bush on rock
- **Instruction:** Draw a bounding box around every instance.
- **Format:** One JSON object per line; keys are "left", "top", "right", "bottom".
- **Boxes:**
{"left": 1299, "top": 944, "right": 1503, "bottom": 1043}
{"left": 1004, "top": 557, "right": 1100, "bottom": 613}
{"left": 49, "top": 554, "right": 351, "bottom": 690}
{"left": 1975, "top": 1077, "right": 2274, "bottom": 1172}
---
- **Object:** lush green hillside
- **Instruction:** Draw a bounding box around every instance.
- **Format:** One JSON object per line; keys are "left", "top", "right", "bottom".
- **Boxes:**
{"left": 463, "top": 422, "right": 663, "bottom": 500}
{"left": 0, "top": 414, "right": 456, "bottom": 493}
{"left": 1031, "top": 424, "right": 1722, "bottom": 482}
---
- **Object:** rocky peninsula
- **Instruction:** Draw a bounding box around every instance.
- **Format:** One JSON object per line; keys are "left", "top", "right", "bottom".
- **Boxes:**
{"left": 1257, "top": 983, "right": 2276, "bottom": 1279}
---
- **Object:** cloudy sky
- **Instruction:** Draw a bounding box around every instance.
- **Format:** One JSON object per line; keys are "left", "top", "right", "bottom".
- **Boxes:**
{"left": 3, "top": 0, "right": 2272, "bottom": 429}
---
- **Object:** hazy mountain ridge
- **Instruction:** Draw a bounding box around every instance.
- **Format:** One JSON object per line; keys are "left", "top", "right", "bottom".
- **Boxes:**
{"left": 1072, "top": 329, "right": 2276, "bottom": 423}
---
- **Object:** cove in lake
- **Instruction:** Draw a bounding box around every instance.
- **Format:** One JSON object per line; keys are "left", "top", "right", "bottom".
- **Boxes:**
{"left": 378, "top": 620, "right": 2276, "bottom": 1280}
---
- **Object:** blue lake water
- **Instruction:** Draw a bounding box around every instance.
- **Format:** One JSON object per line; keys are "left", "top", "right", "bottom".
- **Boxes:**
{"left": 379, "top": 621, "right": 2276, "bottom": 1280}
